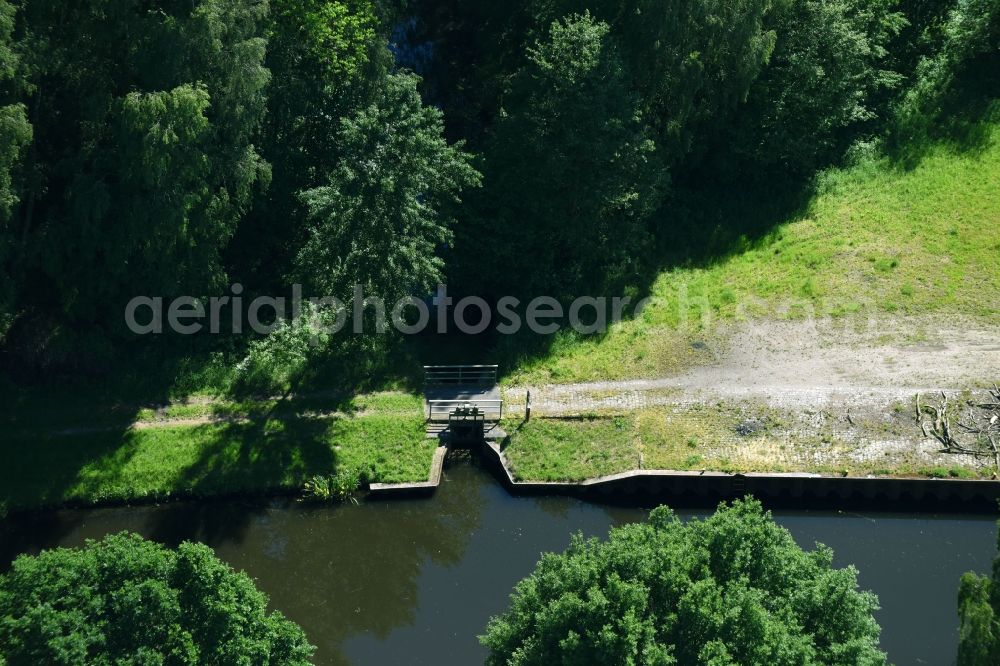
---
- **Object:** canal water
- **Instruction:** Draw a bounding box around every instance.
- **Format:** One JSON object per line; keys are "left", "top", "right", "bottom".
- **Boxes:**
{"left": 1, "top": 461, "right": 995, "bottom": 666}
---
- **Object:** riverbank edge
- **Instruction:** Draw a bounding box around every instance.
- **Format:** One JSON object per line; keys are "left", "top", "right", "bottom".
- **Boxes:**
{"left": 365, "top": 435, "right": 1000, "bottom": 512}
{"left": 483, "top": 439, "right": 1000, "bottom": 511}
{"left": 367, "top": 445, "right": 447, "bottom": 497}
{"left": 6, "top": 437, "right": 998, "bottom": 516}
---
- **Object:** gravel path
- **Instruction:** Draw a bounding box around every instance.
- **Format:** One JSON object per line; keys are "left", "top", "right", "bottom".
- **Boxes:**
{"left": 503, "top": 316, "right": 1000, "bottom": 415}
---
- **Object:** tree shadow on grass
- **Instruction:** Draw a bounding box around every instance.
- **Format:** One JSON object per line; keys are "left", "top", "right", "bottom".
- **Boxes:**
{"left": 422, "top": 92, "right": 1000, "bottom": 380}
{"left": 0, "top": 393, "right": 355, "bottom": 569}
{"left": 0, "top": 330, "right": 427, "bottom": 520}
{"left": 887, "top": 70, "right": 1000, "bottom": 171}
{"left": 172, "top": 411, "right": 338, "bottom": 499}
{"left": 0, "top": 390, "right": 343, "bottom": 544}
{"left": 413, "top": 175, "right": 814, "bottom": 381}
{"left": 135, "top": 399, "right": 342, "bottom": 547}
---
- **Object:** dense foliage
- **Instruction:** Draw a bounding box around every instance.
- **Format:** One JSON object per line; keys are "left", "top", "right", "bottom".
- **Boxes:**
{"left": 230, "top": 0, "right": 383, "bottom": 292}
{"left": 11, "top": 0, "right": 269, "bottom": 332}
{"left": 957, "top": 519, "right": 1000, "bottom": 666}
{"left": 295, "top": 71, "right": 479, "bottom": 305}
{"left": 0, "top": 0, "right": 29, "bottom": 332}
{"left": 524, "top": 0, "right": 776, "bottom": 161}
{"left": 0, "top": 532, "right": 313, "bottom": 665}
{"left": 0, "top": 0, "right": 994, "bottom": 384}
{"left": 457, "top": 12, "right": 663, "bottom": 299}
{"left": 896, "top": 0, "right": 1000, "bottom": 142}
{"left": 709, "top": 0, "right": 905, "bottom": 177}
{"left": 482, "top": 499, "right": 886, "bottom": 665}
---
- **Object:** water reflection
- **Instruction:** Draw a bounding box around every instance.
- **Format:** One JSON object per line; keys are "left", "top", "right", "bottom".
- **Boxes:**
{"left": 0, "top": 461, "right": 995, "bottom": 666}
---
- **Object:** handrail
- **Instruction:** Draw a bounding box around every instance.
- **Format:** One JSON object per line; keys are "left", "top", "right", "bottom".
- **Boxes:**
{"left": 423, "top": 364, "right": 498, "bottom": 386}
{"left": 426, "top": 398, "right": 503, "bottom": 421}
{"left": 426, "top": 399, "right": 503, "bottom": 404}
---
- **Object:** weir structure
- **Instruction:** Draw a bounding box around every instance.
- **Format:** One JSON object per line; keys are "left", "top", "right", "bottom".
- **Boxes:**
{"left": 423, "top": 364, "right": 506, "bottom": 445}
{"left": 368, "top": 364, "right": 507, "bottom": 496}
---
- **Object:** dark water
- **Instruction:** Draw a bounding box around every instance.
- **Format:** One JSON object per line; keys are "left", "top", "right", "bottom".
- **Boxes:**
{"left": 1, "top": 462, "right": 996, "bottom": 666}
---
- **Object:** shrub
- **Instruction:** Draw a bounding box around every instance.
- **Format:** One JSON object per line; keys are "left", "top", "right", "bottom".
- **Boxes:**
{"left": 0, "top": 532, "right": 314, "bottom": 665}
{"left": 302, "top": 465, "right": 374, "bottom": 504}
{"left": 233, "top": 302, "right": 339, "bottom": 395}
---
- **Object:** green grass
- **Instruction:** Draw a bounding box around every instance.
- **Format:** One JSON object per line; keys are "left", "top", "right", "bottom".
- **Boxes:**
{"left": 505, "top": 123, "right": 1000, "bottom": 385}
{"left": 128, "top": 391, "right": 424, "bottom": 423}
{"left": 502, "top": 416, "right": 639, "bottom": 481}
{"left": 502, "top": 408, "right": 991, "bottom": 482}
{"left": 350, "top": 391, "right": 425, "bottom": 413}
{"left": 0, "top": 393, "right": 433, "bottom": 513}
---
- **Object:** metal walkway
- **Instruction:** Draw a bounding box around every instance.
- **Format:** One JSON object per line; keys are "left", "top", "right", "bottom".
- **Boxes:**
{"left": 423, "top": 365, "right": 504, "bottom": 443}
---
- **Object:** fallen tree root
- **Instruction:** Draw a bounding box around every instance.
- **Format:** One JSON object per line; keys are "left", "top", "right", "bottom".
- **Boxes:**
{"left": 916, "top": 386, "right": 1000, "bottom": 470}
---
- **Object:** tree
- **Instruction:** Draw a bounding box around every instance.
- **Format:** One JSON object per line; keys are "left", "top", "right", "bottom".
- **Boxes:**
{"left": 7, "top": 0, "right": 269, "bottom": 352}
{"left": 456, "top": 12, "right": 664, "bottom": 301}
{"left": 704, "top": 0, "right": 904, "bottom": 178}
{"left": 895, "top": 0, "right": 1000, "bottom": 145}
{"left": 482, "top": 498, "right": 886, "bottom": 666}
{"left": 0, "top": 532, "right": 313, "bottom": 665}
{"left": 957, "top": 519, "right": 1000, "bottom": 666}
{"left": 226, "top": 0, "right": 383, "bottom": 292}
{"left": 0, "top": 0, "right": 30, "bottom": 336}
{"left": 526, "top": 0, "right": 776, "bottom": 163}
{"left": 293, "top": 71, "right": 480, "bottom": 307}
{"left": 0, "top": 0, "right": 27, "bottom": 221}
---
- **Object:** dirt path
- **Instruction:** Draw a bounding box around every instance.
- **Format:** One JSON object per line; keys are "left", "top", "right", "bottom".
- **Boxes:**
{"left": 498, "top": 316, "right": 1000, "bottom": 475}
{"left": 504, "top": 316, "right": 1000, "bottom": 414}
{"left": 50, "top": 407, "right": 411, "bottom": 436}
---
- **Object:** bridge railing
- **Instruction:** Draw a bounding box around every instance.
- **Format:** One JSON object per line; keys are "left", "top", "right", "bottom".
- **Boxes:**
{"left": 423, "top": 364, "right": 498, "bottom": 387}
{"left": 427, "top": 399, "right": 503, "bottom": 422}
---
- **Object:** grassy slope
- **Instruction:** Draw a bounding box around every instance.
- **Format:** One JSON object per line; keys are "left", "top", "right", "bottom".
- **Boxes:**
{"left": 506, "top": 126, "right": 1000, "bottom": 385}
{"left": 503, "top": 125, "right": 1000, "bottom": 481}
{"left": 1, "top": 392, "right": 432, "bottom": 512}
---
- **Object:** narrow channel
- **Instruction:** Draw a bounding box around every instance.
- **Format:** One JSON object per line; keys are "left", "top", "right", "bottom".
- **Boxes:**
{"left": 1, "top": 461, "right": 994, "bottom": 666}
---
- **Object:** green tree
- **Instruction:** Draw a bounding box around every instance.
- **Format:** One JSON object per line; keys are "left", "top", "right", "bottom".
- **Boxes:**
{"left": 527, "top": 0, "right": 776, "bottom": 162}
{"left": 706, "top": 0, "right": 904, "bottom": 178}
{"left": 227, "top": 0, "right": 382, "bottom": 291}
{"left": 457, "top": 12, "right": 664, "bottom": 300}
{"left": 0, "top": 0, "right": 30, "bottom": 335}
{"left": 0, "top": 0, "right": 27, "bottom": 222}
{"left": 273, "top": 0, "right": 377, "bottom": 81}
{"left": 0, "top": 532, "right": 313, "bottom": 665}
{"left": 896, "top": 0, "right": 1000, "bottom": 144}
{"left": 293, "top": 71, "right": 480, "bottom": 307}
{"left": 483, "top": 498, "right": 886, "bottom": 665}
{"left": 957, "top": 519, "right": 1000, "bottom": 665}
{"left": 8, "top": 0, "right": 269, "bottom": 348}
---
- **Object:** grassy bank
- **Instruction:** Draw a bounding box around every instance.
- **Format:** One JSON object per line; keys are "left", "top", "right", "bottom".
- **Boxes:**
{"left": 0, "top": 392, "right": 432, "bottom": 513}
{"left": 501, "top": 404, "right": 990, "bottom": 482}
{"left": 505, "top": 122, "right": 1000, "bottom": 385}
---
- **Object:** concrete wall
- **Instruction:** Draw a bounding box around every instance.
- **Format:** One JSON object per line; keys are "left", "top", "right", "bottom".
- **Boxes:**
{"left": 478, "top": 440, "right": 1000, "bottom": 512}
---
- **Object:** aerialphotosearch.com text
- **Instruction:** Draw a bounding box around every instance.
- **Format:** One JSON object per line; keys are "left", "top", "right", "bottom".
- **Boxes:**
{"left": 124, "top": 284, "right": 652, "bottom": 338}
